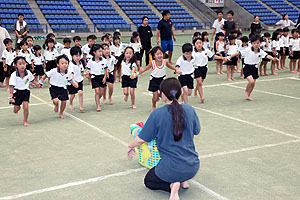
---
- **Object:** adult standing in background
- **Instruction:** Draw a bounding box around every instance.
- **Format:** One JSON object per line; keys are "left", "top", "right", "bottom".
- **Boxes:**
{"left": 249, "top": 16, "right": 262, "bottom": 39}
{"left": 222, "top": 10, "right": 237, "bottom": 40}
{"left": 14, "top": 13, "right": 28, "bottom": 50}
{"left": 211, "top": 10, "right": 225, "bottom": 51}
{"left": 296, "top": 14, "right": 300, "bottom": 31}
{"left": 0, "top": 18, "right": 11, "bottom": 87}
{"left": 138, "top": 16, "right": 153, "bottom": 66}
{"left": 276, "top": 14, "right": 295, "bottom": 29}
{"left": 157, "top": 10, "right": 176, "bottom": 64}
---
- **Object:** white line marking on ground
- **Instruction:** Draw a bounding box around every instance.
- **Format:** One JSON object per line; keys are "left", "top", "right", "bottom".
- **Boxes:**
{"left": 0, "top": 168, "right": 146, "bottom": 200}
{"left": 289, "top": 77, "right": 300, "bottom": 80}
{"left": 0, "top": 103, "right": 46, "bottom": 110}
{"left": 192, "top": 106, "right": 300, "bottom": 139}
{"left": 226, "top": 84, "right": 300, "bottom": 100}
{"left": 190, "top": 180, "right": 229, "bottom": 200}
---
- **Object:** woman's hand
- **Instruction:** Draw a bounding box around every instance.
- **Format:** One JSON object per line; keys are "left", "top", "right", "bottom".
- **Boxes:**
{"left": 127, "top": 147, "right": 135, "bottom": 159}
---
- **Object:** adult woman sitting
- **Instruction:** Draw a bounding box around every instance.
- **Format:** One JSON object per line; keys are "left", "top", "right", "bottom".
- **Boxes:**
{"left": 127, "top": 77, "right": 201, "bottom": 200}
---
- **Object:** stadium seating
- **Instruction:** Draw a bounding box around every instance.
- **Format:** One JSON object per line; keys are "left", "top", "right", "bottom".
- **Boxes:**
{"left": 114, "top": 0, "right": 160, "bottom": 29}
{"left": 0, "top": 0, "right": 42, "bottom": 32}
{"left": 234, "top": 0, "right": 281, "bottom": 25}
{"left": 77, "top": 0, "right": 131, "bottom": 31}
{"left": 288, "top": 0, "right": 300, "bottom": 9}
{"left": 148, "top": 0, "right": 201, "bottom": 29}
{"left": 260, "top": 0, "right": 298, "bottom": 22}
{"left": 36, "top": 0, "right": 89, "bottom": 32}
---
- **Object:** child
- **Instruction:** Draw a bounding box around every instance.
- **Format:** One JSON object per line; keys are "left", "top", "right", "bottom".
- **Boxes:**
{"left": 236, "top": 31, "right": 242, "bottom": 73}
{"left": 40, "top": 55, "right": 78, "bottom": 119}
{"left": 239, "top": 36, "right": 249, "bottom": 79}
{"left": 44, "top": 38, "right": 60, "bottom": 72}
{"left": 105, "top": 33, "right": 113, "bottom": 46}
{"left": 8, "top": 57, "right": 40, "bottom": 126}
{"left": 2, "top": 38, "right": 17, "bottom": 91}
{"left": 68, "top": 46, "right": 85, "bottom": 111}
{"left": 116, "top": 46, "right": 139, "bottom": 109}
{"left": 193, "top": 38, "right": 225, "bottom": 103}
{"left": 18, "top": 40, "right": 34, "bottom": 72}
{"left": 129, "top": 31, "right": 142, "bottom": 68}
{"left": 111, "top": 36, "right": 123, "bottom": 83}
{"left": 61, "top": 38, "right": 72, "bottom": 60}
{"left": 139, "top": 46, "right": 181, "bottom": 111}
{"left": 175, "top": 43, "right": 195, "bottom": 104}
{"left": 280, "top": 27, "right": 290, "bottom": 70}
{"left": 82, "top": 34, "right": 97, "bottom": 64}
{"left": 73, "top": 36, "right": 82, "bottom": 48}
{"left": 260, "top": 32, "right": 272, "bottom": 76}
{"left": 202, "top": 32, "right": 210, "bottom": 50}
{"left": 271, "top": 31, "right": 280, "bottom": 75}
{"left": 25, "top": 36, "right": 34, "bottom": 54}
{"left": 215, "top": 32, "right": 225, "bottom": 74}
{"left": 225, "top": 34, "right": 239, "bottom": 81}
{"left": 102, "top": 43, "right": 116, "bottom": 105}
{"left": 86, "top": 44, "right": 108, "bottom": 112}
{"left": 289, "top": 29, "right": 300, "bottom": 73}
{"left": 101, "top": 35, "right": 110, "bottom": 46}
{"left": 192, "top": 31, "right": 201, "bottom": 41}
{"left": 229, "top": 35, "right": 277, "bottom": 101}
{"left": 46, "top": 33, "right": 64, "bottom": 53}
{"left": 32, "top": 45, "right": 45, "bottom": 81}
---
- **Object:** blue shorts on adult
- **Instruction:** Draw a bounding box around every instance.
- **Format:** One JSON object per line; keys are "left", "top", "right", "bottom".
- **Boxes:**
{"left": 161, "top": 40, "right": 173, "bottom": 53}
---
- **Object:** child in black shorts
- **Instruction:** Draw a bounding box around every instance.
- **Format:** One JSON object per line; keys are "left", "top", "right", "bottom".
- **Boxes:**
{"left": 289, "top": 29, "right": 300, "bottom": 73}
{"left": 2, "top": 38, "right": 16, "bottom": 91}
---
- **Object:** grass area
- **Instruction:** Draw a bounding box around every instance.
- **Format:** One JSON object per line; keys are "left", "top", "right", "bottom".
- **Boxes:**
{"left": 1, "top": 34, "right": 300, "bottom": 200}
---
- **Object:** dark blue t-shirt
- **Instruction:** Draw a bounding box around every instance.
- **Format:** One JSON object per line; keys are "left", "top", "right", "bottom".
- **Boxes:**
{"left": 157, "top": 19, "right": 173, "bottom": 41}
{"left": 138, "top": 104, "right": 200, "bottom": 183}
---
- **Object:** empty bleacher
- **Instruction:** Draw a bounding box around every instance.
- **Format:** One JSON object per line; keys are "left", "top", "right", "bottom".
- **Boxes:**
{"left": 149, "top": 0, "right": 201, "bottom": 29}
{"left": 234, "top": 0, "right": 281, "bottom": 25}
{"left": 0, "top": 0, "right": 42, "bottom": 32}
{"left": 78, "top": 0, "right": 131, "bottom": 31}
{"left": 114, "top": 0, "right": 160, "bottom": 30}
{"left": 36, "top": 0, "right": 89, "bottom": 32}
{"left": 288, "top": 0, "right": 300, "bottom": 9}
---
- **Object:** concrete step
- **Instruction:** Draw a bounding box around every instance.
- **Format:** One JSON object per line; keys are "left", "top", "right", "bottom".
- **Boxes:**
{"left": 27, "top": 0, "right": 53, "bottom": 33}
{"left": 109, "top": 0, "right": 136, "bottom": 31}
{"left": 69, "top": 0, "right": 95, "bottom": 32}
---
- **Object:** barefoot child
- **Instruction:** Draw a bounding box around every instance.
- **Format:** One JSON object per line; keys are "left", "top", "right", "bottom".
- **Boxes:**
{"left": 40, "top": 55, "right": 78, "bottom": 118}
{"left": 229, "top": 35, "right": 278, "bottom": 101}
{"left": 193, "top": 38, "right": 226, "bottom": 103}
{"left": 139, "top": 46, "right": 181, "bottom": 110}
{"left": 68, "top": 47, "right": 85, "bottom": 111}
{"left": 129, "top": 31, "right": 142, "bottom": 68}
{"left": 111, "top": 36, "right": 123, "bottom": 83}
{"left": 2, "top": 38, "right": 16, "bottom": 91}
{"left": 280, "top": 27, "right": 290, "bottom": 70}
{"left": 289, "top": 29, "right": 299, "bottom": 73}
{"left": 271, "top": 31, "right": 281, "bottom": 75}
{"left": 239, "top": 36, "right": 249, "bottom": 79}
{"left": 215, "top": 32, "right": 225, "bottom": 74}
{"left": 18, "top": 40, "right": 34, "bottom": 72}
{"left": 175, "top": 43, "right": 195, "bottom": 104}
{"left": 259, "top": 32, "right": 272, "bottom": 76}
{"left": 116, "top": 47, "right": 139, "bottom": 109}
{"left": 8, "top": 57, "right": 40, "bottom": 126}
{"left": 202, "top": 32, "right": 210, "bottom": 50}
{"left": 32, "top": 45, "right": 45, "bottom": 82}
{"left": 61, "top": 38, "right": 72, "bottom": 60}
{"left": 86, "top": 44, "right": 108, "bottom": 112}
{"left": 225, "top": 34, "right": 238, "bottom": 81}
{"left": 102, "top": 43, "right": 116, "bottom": 105}
{"left": 44, "top": 38, "right": 60, "bottom": 72}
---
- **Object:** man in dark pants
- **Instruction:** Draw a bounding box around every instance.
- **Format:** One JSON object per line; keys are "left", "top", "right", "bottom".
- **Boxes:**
{"left": 222, "top": 10, "right": 238, "bottom": 41}
{"left": 138, "top": 16, "right": 153, "bottom": 66}
{"left": 0, "top": 18, "right": 11, "bottom": 87}
{"left": 157, "top": 10, "right": 176, "bottom": 64}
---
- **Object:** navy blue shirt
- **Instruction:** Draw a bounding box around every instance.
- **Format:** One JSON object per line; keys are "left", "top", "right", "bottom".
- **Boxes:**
{"left": 157, "top": 19, "right": 173, "bottom": 41}
{"left": 139, "top": 104, "right": 200, "bottom": 183}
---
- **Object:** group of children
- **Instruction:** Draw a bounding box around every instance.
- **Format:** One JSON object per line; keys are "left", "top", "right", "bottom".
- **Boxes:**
{"left": 2, "top": 28, "right": 299, "bottom": 126}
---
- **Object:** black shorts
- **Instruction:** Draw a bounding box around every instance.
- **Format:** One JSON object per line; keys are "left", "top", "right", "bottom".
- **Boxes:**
{"left": 122, "top": 75, "right": 138, "bottom": 88}
{"left": 194, "top": 66, "right": 208, "bottom": 79}
{"left": 280, "top": 47, "right": 289, "bottom": 56}
{"left": 225, "top": 56, "right": 238, "bottom": 66}
{"left": 148, "top": 76, "right": 165, "bottom": 92}
{"left": 178, "top": 74, "right": 194, "bottom": 89}
{"left": 34, "top": 65, "right": 45, "bottom": 76}
{"left": 215, "top": 51, "right": 225, "bottom": 60}
{"left": 106, "top": 72, "right": 115, "bottom": 84}
{"left": 135, "top": 52, "right": 142, "bottom": 61}
{"left": 289, "top": 51, "right": 299, "bottom": 59}
{"left": 46, "top": 60, "right": 57, "bottom": 72}
{"left": 3, "top": 65, "right": 14, "bottom": 77}
{"left": 12, "top": 89, "right": 30, "bottom": 105}
{"left": 243, "top": 64, "right": 259, "bottom": 79}
{"left": 262, "top": 52, "right": 273, "bottom": 62}
{"left": 67, "top": 81, "right": 83, "bottom": 94}
{"left": 49, "top": 85, "right": 69, "bottom": 101}
{"left": 91, "top": 75, "right": 106, "bottom": 89}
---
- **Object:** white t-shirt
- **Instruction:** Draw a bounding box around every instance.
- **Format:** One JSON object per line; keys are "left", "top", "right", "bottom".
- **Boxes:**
{"left": 55, "top": 42, "right": 64, "bottom": 53}
{"left": 121, "top": 60, "right": 137, "bottom": 76}
{"left": 18, "top": 50, "right": 34, "bottom": 64}
{"left": 33, "top": 54, "right": 45, "bottom": 65}
{"left": 61, "top": 48, "right": 71, "bottom": 61}
{"left": 212, "top": 18, "right": 225, "bottom": 34}
{"left": 68, "top": 60, "right": 84, "bottom": 82}
{"left": 281, "top": 35, "right": 289, "bottom": 48}
{"left": 151, "top": 59, "right": 167, "bottom": 78}
{"left": 193, "top": 48, "right": 213, "bottom": 67}
{"left": 272, "top": 40, "right": 281, "bottom": 51}
{"left": 236, "top": 39, "right": 242, "bottom": 49}
{"left": 216, "top": 41, "right": 225, "bottom": 52}
{"left": 110, "top": 44, "right": 123, "bottom": 57}
{"left": 203, "top": 41, "right": 210, "bottom": 50}
{"left": 129, "top": 42, "right": 141, "bottom": 53}
{"left": 46, "top": 67, "right": 72, "bottom": 89}
{"left": 227, "top": 44, "right": 239, "bottom": 55}
{"left": 86, "top": 57, "right": 108, "bottom": 76}
{"left": 261, "top": 40, "right": 272, "bottom": 52}
{"left": 105, "top": 56, "right": 117, "bottom": 73}
{"left": 9, "top": 69, "right": 34, "bottom": 90}
{"left": 289, "top": 38, "right": 300, "bottom": 51}
{"left": 44, "top": 48, "right": 60, "bottom": 62}
{"left": 175, "top": 55, "right": 195, "bottom": 75}
{"left": 240, "top": 47, "right": 268, "bottom": 67}
{"left": 82, "top": 44, "right": 92, "bottom": 55}
{"left": 2, "top": 49, "right": 16, "bottom": 65}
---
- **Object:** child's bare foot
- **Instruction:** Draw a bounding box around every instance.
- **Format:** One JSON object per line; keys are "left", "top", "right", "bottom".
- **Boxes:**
{"left": 290, "top": 70, "right": 297, "bottom": 73}
{"left": 227, "top": 78, "right": 232, "bottom": 81}
{"left": 260, "top": 73, "right": 264, "bottom": 76}
{"left": 96, "top": 107, "right": 101, "bottom": 112}
{"left": 271, "top": 73, "right": 278, "bottom": 75}
{"left": 102, "top": 99, "right": 107, "bottom": 104}
{"left": 54, "top": 105, "right": 59, "bottom": 112}
{"left": 124, "top": 95, "right": 128, "bottom": 102}
{"left": 220, "top": 71, "right": 224, "bottom": 74}
{"left": 240, "top": 76, "right": 244, "bottom": 79}
{"left": 0, "top": 83, "right": 4, "bottom": 87}
{"left": 132, "top": 105, "right": 137, "bottom": 109}
{"left": 217, "top": 72, "right": 220, "bottom": 75}
{"left": 6, "top": 88, "right": 9, "bottom": 92}
{"left": 231, "top": 78, "right": 236, "bottom": 81}
{"left": 275, "top": 68, "right": 279, "bottom": 71}
{"left": 24, "top": 122, "right": 30, "bottom": 127}
{"left": 181, "top": 181, "right": 190, "bottom": 189}
{"left": 69, "top": 104, "right": 74, "bottom": 110}
{"left": 264, "top": 73, "right": 269, "bottom": 76}
{"left": 114, "top": 80, "right": 118, "bottom": 83}
{"left": 59, "top": 114, "right": 66, "bottom": 119}
{"left": 169, "top": 182, "right": 180, "bottom": 200}
{"left": 200, "top": 97, "right": 205, "bottom": 103}
{"left": 79, "top": 107, "right": 85, "bottom": 112}
{"left": 298, "top": 74, "right": 300, "bottom": 78}
{"left": 246, "top": 96, "right": 254, "bottom": 101}
{"left": 109, "top": 98, "right": 114, "bottom": 105}
{"left": 237, "top": 70, "right": 241, "bottom": 73}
